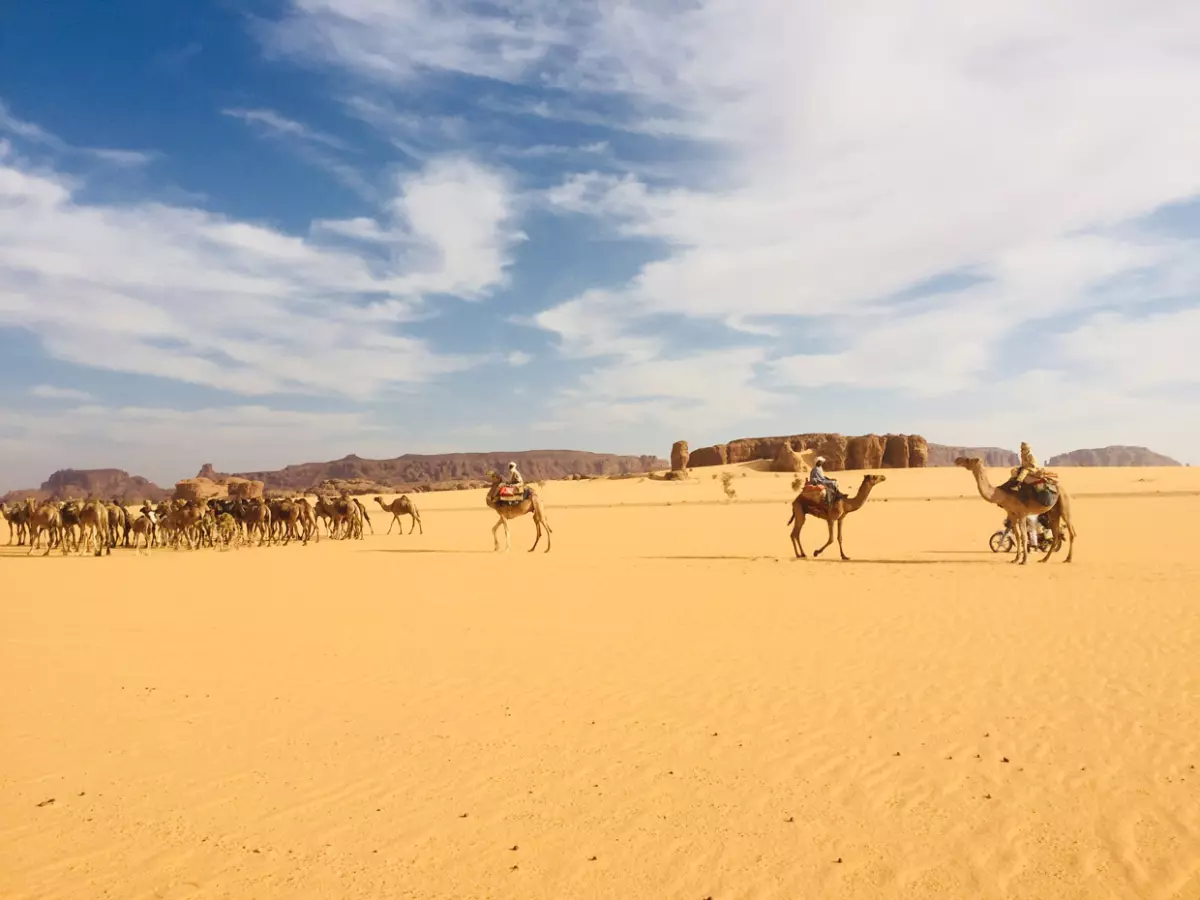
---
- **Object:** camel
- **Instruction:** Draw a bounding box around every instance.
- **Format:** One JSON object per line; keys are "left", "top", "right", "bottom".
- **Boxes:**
{"left": 374, "top": 495, "right": 423, "bottom": 535}
{"left": 129, "top": 509, "right": 157, "bottom": 553}
{"left": 787, "top": 473, "right": 887, "bottom": 560}
{"left": 26, "top": 501, "right": 64, "bottom": 556}
{"left": 1, "top": 500, "right": 31, "bottom": 545}
{"left": 485, "top": 472, "right": 552, "bottom": 552}
{"left": 78, "top": 499, "right": 112, "bottom": 556}
{"left": 955, "top": 457, "right": 1076, "bottom": 564}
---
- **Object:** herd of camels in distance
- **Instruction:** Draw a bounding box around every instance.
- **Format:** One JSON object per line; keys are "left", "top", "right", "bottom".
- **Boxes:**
{"left": 0, "top": 456, "right": 1077, "bottom": 565}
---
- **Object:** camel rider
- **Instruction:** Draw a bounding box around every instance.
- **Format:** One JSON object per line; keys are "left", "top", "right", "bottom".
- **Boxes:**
{"left": 1002, "top": 442, "right": 1042, "bottom": 493}
{"left": 808, "top": 456, "right": 841, "bottom": 505}
{"left": 506, "top": 462, "right": 524, "bottom": 488}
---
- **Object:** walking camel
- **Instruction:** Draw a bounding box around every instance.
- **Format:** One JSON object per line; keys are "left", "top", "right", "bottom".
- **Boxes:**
{"left": 374, "top": 496, "right": 423, "bottom": 535}
{"left": 485, "top": 472, "right": 552, "bottom": 552}
{"left": 954, "top": 457, "right": 1076, "bottom": 564}
{"left": 787, "top": 473, "right": 887, "bottom": 560}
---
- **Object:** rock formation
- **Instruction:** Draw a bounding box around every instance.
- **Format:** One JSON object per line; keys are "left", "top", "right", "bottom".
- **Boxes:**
{"left": 925, "top": 445, "right": 1019, "bottom": 467}
{"left": 0, "top": 468, "right": 170, "bottom": 504}
{"left": 770, "top": 441, "right": 811, "bottom": 473}
{"left": 846, "top": 434, "right": 884, "bottom": 470}
{"left": 670, "top": 441, "right": 689, "bottom": 472}
{"left": 907, "top": 435, "right": 929, "bottom": 468}
{"left": 1046, "top": 446, "right": 1180, "bottom": 467}
{"left": 686, "top": 433, "right": 927, "bottom": 471}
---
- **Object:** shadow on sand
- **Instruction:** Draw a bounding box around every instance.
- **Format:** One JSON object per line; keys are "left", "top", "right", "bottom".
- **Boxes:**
{"left": 370, "top": 547, "right": 494, "bottom": 555}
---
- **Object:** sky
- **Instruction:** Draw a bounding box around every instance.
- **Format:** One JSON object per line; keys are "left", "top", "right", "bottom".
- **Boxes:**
{"left": 1, "top": 0, "right": 1199, "bottom": 490}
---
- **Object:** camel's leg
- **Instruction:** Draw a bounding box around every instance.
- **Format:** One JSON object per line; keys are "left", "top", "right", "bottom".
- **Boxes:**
{"left": 836, "top": 516, "right": 849, "bottom": 561}
{"left": 813, "top": 517, "right": 836, "bottom": 558}
{"left": 412, "top": 512, "right": 423, "bottom": 535}
{"left": 492, "top": 517, "right": 504, "bottom": 551}
{"left": 386, "top": 513, "right": 397, "bottom": 535}
{"left": 529, "top": 515, "right": 542, "bottom": 553}
{"left": 504, "top": 519, "right": 511, "bottom": 552}
{"left": 790, "top": 510, "right": 806, "bottom": 558}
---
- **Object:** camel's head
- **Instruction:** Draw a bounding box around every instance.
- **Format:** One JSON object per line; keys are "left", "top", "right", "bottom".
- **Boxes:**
{"left": 954, "top": 456, "right": 982, "bottom": 470}
{"left": 373, "top": 496, "right": 384, "bottom": 503}
{"left": 863, "top": 473, "right": 887, "bottom": 487}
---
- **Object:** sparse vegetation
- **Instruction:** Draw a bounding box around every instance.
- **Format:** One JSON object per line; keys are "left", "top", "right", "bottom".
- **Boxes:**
{"left": 720, "top": 472, "right": 737, "bottom": 500}
{"left": 791, "top": 475, "right": 804, "bottom": 492}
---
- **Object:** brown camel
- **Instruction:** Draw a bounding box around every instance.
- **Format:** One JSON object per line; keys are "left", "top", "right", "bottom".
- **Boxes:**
{"left": 374, "top": 495, "right": 423, "bottom": 535}
{"left": 1, "top": 500, "right": 31, "bottom": 545}
{"left": 955, "top": 457, "right": 1076, "bottom": 564}
{"left": 787, "top": 473, "right": 887, "bottom": 560}
{"left": 486, "top": 473, "right": 552, "bottom": 552}
{"left": 26, "top": 501, "right": 64, "bottom": 556}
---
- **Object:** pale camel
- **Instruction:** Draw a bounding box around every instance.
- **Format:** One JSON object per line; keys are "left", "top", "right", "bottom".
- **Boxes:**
{"left": 485, "top": 473, "right": 552, "bottom": 552}
{"left": 955, "top": 457, "right": 1076, "bottom": 564}
{"left": 787, "top": 473, "right": 887, "bottom": 560}
{"left": 78, "top": 498, "right": 112, "bottom": 556}
{"left": 374, "top": 495, "right": 423, "bottom": 535}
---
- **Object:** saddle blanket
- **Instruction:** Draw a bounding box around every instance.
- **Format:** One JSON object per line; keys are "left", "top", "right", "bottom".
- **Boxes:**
{"left": 496, "top": 486, "right": 531, "bottom": 504}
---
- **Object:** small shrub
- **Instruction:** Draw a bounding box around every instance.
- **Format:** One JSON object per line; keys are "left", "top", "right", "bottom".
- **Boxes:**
{"left": 791, "top": 476, "right": 804, "bottom": 491}
{"left": 720, "top": 472, "right": 737, "bottom": 500}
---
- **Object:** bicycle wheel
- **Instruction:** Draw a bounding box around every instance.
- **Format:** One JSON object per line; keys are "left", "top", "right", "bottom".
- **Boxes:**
{"left": 989, "top": 531, "right": 1013, "bottom": 553}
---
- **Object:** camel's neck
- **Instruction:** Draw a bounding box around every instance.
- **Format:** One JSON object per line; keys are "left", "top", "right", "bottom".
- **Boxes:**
{"left": 845, "top": 481, "right": 876, "bottom": 512}
{"left": 969, "top": 466, "right": 997, "bottom": 503}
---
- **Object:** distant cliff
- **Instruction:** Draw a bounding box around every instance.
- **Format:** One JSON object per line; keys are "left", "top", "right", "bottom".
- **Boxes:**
{"left": 926, "top": 444, "right": 1020, "bottom": 467}
{"left": 224, "top": 450, "right": 665, "bottom": 492}
{"left": 1, "top": 468, "right": 169, "bottom": 504}
{"left": 1046, "top": 446, "right": 1180, "bottom": 467}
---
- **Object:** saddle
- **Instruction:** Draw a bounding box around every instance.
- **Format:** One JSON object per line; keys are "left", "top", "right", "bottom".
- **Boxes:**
{"left": 799, "top": 483, "right": 843, "bottom": 510}
{"left": 495, "top": 485, "right": 531, "bottom": 505}
{"left": 1002, "top": 470, "right": 1059, "bottom": 508}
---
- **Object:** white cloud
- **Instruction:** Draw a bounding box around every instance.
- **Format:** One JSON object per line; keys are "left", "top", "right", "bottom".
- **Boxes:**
{"left": 29, "top": 385, "right": 93, "bottom": 402}
{"left": 0, "top": 145, "right": 524, "bottom": 400}
{"left": 506, "top": 350, "right": 531, "bottom": 367}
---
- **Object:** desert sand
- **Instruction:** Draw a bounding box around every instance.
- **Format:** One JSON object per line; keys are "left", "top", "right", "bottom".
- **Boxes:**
{"left": 3, "top": 464, "right": 1199, "bottom": 899}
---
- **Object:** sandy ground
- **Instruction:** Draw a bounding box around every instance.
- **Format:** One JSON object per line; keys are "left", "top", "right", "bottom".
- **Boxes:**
{"left": 2, "top": 464, "right": 1199, "bottom": 900}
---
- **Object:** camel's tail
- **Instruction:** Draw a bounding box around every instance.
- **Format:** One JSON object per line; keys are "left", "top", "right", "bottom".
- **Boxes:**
{"left": 354, "top": 498, "right": 374, "bottom": 533}
{"left": 786, "top": 511, "right": 795, "bottom": 526}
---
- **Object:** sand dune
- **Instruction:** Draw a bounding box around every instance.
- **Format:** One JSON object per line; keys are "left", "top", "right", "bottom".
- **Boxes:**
{"left": 3, "top": 465, "right": 1199, "bottom": 899}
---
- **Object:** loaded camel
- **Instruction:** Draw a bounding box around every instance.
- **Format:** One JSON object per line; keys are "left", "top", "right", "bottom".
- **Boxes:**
{"left": 955, "top": 457, "right": 1076, "bottom": 564}
{"left": 374, "top": 495, "right": 423, "bottom": 535}
{"left": 485, "top": 472, "right": 552, "bottom": 552}
{"left": 788, "top": 473, "right": 887, "bottom": 560}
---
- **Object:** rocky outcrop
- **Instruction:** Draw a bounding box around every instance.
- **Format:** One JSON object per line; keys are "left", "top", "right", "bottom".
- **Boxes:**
{"left": 846, "top": 434, "right": 884, "bottom": 470}
{"left": 174, "top": 475, "right": 263, "bottom": 502}
{"left": 770, "top": 441, "right": 810, "bottom": 473}
{"left": 670, "top": 441, "right": 689, "bottom": 473}
{"left": 907, "top": 435, "right": 929, "bottom": 468}
{"left": 1046, "top": 446, "right": 1181, "bottom": 467}
{"left": 686, "top": 444, "right": 729, "bottom": 468}
{"left": 687, "top": 433, "right": 927, "bottom": 471}
{"left": 882, "top": 434, "right": 910, "bottom": 468}
{"left": 926, "top": 445, "right": 1019, "bottom": 467}
{"left": 11, "top": 468, "right": 170, "bottom": 504}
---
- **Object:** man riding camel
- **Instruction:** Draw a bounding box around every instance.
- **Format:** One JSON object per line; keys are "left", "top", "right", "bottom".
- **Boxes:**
{"left": 807, "top": 456, "right": 842, "bottom": 506}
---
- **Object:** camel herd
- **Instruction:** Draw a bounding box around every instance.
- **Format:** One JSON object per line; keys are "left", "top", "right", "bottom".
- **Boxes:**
{"left": 0, "top": 494, "right": 420, "bottom": 556}
{"left": 0, "top": 458, "right": 1076, "bottom": 563}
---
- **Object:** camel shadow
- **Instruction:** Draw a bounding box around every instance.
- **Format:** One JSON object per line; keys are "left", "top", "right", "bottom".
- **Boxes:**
{"left": 370, "top": 548, "right": 493, "bottom": 555}
{"left": 639, "top": 554, "right": 776, "bottom": 561}
{"left": 838, "top": 558, "right": 1004, "bottom": 566}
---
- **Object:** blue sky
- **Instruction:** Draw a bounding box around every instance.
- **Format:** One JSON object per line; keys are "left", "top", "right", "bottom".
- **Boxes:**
{"left": 1, "top": 1, "right": 1198, "bottom": 489}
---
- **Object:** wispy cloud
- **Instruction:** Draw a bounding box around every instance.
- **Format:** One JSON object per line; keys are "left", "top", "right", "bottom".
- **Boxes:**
{"left": 29, "top": 384, "right": 93, "bottom": 402}
{"left": 0, "top": 98, "right": 154, "bottom": 166}
{"left": 221, "top": 107, "right": 348, "bottom": 151}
